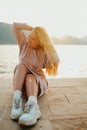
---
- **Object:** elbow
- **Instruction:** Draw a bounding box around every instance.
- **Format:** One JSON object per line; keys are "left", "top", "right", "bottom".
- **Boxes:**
{"left": 13, "top": 22, "right": 17, "bottom": 27}
{"left": 13, "top": 22, "right": 16, "bottom": 29}
{"left": 12, "top": 23, "right": 18, "bottom": 33}
{"left": 13, "top": 22, "right": 19, "bottom": 31}
{"left": 13, "top": 22, "right": 19, "bottom": 27}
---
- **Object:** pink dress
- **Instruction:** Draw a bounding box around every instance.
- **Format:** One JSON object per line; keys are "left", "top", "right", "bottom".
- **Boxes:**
{"left": 14, "top": 29, "right": 59, "bottom": 97}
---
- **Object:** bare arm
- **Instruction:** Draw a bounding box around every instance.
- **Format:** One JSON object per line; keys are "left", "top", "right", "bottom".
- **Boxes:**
{"left": 13, "top": 22, "right": 33, "bottom": 31}
{"left": 13, "top": 22, "right": 33, "bottom": 46}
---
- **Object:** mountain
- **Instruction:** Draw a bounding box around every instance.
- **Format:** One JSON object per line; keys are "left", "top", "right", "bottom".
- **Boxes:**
{"left": 0, "top": 22, "right": 17, "bottom": 44}
{"left": 0, "top": 22, "right": 87, "bottom": 45}
{"left": 52, "top": 35, "right": 87, "bottom": 45}
{"left": 81, "top": 35, "right": 87, "bottom": 42}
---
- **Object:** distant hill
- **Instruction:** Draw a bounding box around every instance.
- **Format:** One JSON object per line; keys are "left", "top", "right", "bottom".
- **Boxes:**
{"left": 0, "top": 22, "right": 17, "bottom": 44}
{"left": 52, "top": 35, "right": 87, "bottom": 45}
{"left": 81, "top": 35, "right": 87, "bottom": 42}
{"left": 0, "top": 22, "right": 87, "bottom": 45}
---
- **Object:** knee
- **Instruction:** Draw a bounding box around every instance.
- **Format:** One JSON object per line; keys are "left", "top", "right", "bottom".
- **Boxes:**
{"left": 14, "top": 63, "right": 27, "bottom": 75}
{"left": 25, "top": 74, "right": 36, "bottom": 84}
{"left": 16, "top": 63, "right": 27, "bottom": 72}
{"left": 18, "top": 63, "right": 27, "bottom": 69}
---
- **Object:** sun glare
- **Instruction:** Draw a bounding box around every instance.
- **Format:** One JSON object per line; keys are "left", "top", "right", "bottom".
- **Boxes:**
{"left": 0, "top": 0, "right": 87, "bottom": 37}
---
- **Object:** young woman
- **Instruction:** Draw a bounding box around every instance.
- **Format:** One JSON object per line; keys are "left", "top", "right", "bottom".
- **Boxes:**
{"left": 10, "top": 22, "right": 60, "bottom": 126}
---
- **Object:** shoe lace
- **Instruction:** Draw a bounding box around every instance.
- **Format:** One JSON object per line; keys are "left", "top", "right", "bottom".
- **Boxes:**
{"left": 24, "top": 103, "right": 30, "bottom": 113}
{"left": 24, "top": 101, "right": 35, "bottom": 113}
{"left": 14, "top": 99, "right": 20, "bottom": 108}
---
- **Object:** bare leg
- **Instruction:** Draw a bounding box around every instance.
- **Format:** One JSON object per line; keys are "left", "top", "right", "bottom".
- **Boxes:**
{"left": 13, "top": 63, "right": 27, "bottom": 91}
{"left": 11, "top": 63, "right": 28, "bottom": 120}
{"left": 25, "top": 74, "right": 38, "bottom": 98}
{"left": 19, "top": 74, "right": 41, "bottom": 126}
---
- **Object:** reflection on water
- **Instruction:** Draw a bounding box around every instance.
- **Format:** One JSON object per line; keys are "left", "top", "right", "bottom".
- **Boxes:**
{"left": 0, "top": 45, "right": 87, "bottom": 78}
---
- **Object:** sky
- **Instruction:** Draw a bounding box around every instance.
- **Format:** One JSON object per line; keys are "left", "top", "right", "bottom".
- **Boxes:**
{"left": 0, "top": 0, "right": 87, "bottom": 38}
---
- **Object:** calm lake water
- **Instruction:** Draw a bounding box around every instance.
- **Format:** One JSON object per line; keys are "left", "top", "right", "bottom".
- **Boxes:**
{"left": 0, "top": 45, "right": 87, "bottom": 78}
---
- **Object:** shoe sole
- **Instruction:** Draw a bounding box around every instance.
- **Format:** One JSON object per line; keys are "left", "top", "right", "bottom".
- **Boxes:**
{"left": 10, "top": 115, "right": 19, "bottom": 120}
{"left": 19, "top": 119, "right": 37, "bottom": 126}
{"left": 10, "top": 110, "right": 23, "bottom": 120}
{"left": 19, "top": 114, "right": 41, "bottom": 126}
{"left": 10, "top": 113, "right": 22, "bottom": 120}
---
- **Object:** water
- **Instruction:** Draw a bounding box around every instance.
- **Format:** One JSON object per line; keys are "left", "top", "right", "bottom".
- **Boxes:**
{"left": 0, "top": 45, "right": 87, "bottom": 78}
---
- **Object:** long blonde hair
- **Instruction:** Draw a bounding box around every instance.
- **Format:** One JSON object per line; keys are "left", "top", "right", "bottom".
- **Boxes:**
{"left": 34, "top": 26, "right": 60, "bottom": 76}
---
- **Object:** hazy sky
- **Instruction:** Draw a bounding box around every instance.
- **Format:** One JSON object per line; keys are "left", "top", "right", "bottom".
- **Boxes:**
{"left": 0, "top": 0, "right": 87, "bottom": 37}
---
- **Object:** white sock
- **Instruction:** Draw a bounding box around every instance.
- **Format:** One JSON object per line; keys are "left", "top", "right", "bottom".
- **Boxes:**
{"left": 28, "top": 96, "right": 37, "bottom": 104}
{"left": 13, "top": 90, "right": 22, "bottom": 100}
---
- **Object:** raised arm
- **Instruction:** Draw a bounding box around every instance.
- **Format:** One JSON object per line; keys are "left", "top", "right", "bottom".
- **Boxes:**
{"left": 13, "top": 22, "right": 33, "bottom": 31}
{"left": 13, "top": 22, "right": 33, "bottom": 47}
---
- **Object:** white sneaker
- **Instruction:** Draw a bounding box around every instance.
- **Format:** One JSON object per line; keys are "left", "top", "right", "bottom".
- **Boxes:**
{"left": 19, "top": 100, "right": 41, "bottom": 126}
{"left": 10, "top": 97, "right": 23, "bottom": 120}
